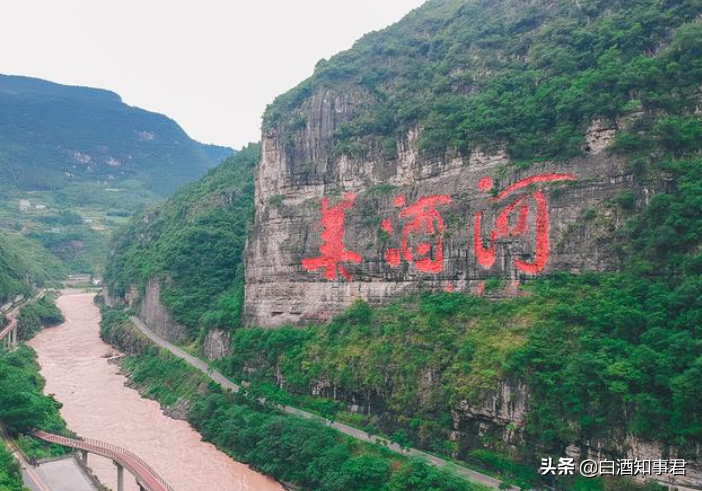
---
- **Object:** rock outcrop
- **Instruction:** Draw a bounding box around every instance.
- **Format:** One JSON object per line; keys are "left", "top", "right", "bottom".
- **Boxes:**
{"left": 203, "top": 329, "right": 231, "bottom": 360}
{"left": 139, "top": 277, "right": 188, "bottom": 343}
{"left": 244, "top": 94, "right": 650, "bottom": 328}
{"left": 103, "top": 280, "right": 189, "bottom": 344}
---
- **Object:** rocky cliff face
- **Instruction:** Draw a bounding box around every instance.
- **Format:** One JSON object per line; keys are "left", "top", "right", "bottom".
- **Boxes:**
{"left": 244, "top": 100, "right": 649, "bottom": 327}
{"left": 203, "top": 329, "right": 231, "bottom": 360}
{"left": 113, "top": 277, "right": 232, "bottom": 357}
{"left": 105, "top": 277, "right": 189, "bottom": 343}
{"left": 139, "top": 278, "right": 188, "bottom": 343}
{"left": 242, "top": 81, "right": 701, "bottom": 488}
{"left": 268, "top": 353, "right": 700, "bottom": 490}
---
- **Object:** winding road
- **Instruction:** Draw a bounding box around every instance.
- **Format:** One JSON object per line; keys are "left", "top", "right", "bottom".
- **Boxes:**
{"left": 129, "top": 315, "right": 518, "bottom": 491}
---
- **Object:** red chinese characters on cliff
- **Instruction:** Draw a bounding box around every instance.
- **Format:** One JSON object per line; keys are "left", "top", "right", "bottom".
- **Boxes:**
{"left": 473, "top": 173, "right": 576, "bottom": 275}
{"left": 302, "top": 174, "right": 575, "bottom": 282}
{"left": 382, "top": 194, "right": 452, "bottom": 274}
{"left": 301, "top": 193, "right": 361, "bottom": 281}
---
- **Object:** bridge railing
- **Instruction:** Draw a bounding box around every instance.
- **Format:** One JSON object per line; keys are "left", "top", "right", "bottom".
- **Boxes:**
{"left": 32, "top": 431, "right": 175, "bottom": 491}
{"left": 79, "top": 436, "right": 176, "bottom": 491}
{"left": 0, "top": 291, "right": 44, "bottom": 342}
{"left": 0, "top": 317, "right": 17, "bottom": 341}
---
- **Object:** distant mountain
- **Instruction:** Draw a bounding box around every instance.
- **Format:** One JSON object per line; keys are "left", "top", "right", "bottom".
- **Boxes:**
{"left": 0, "top": 74, "right": 233, "bottom": 275}
{"left": 0, "top": 74, "right": 232, "bottom": 196}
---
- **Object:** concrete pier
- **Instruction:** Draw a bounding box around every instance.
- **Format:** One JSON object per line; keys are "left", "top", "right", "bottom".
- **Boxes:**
{"left": 114, "top": 462, "right": 124, "bottom": 491}
{"left": 0, "top": 321, "right": 19, "bottom": 351}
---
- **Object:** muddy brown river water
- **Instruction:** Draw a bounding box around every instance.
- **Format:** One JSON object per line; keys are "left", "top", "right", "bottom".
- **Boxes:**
{"left": 29, "top": 291, "right": 284, "bottom": 491}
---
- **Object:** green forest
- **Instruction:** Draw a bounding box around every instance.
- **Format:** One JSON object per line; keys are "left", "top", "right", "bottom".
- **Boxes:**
{"left": 0, "top": 232, "right": 66, "bottom": 304}
{"left": 0, "top": 299, "right": 73, "bottom": 490}
{"left": 0, "top": 347, "right": 66, "bottom": 437}
{"left": 7, "top": 0, "right": 697, "bottom": 490}
{"left": 266, "top": 0, "right": 702, "bottom": 162}
{"left": 0, "top": 441, "right": 24, "bottom": 491}
{"left": 105, "top": 143, "right": 260, "bottom": 336}
{"left": 0, "top": 345, "right": 70, "bottom": 462}
{"left": 0, "top": 74, "right": 233, "bottom": 277}
{"left": 16, "top": 296, "right": 64, "bottom": 341}
{"left": 0, "top": 74, "right": 229, "bottom": 196}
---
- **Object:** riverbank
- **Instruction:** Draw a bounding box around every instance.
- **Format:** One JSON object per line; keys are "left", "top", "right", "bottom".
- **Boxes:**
{"left": 100, "top": 303, "right": 493, "bottom": 491}
{"left": 0, "top": 343, "right": 68, "bottom": 491}
{"left": 28, "top": 290, "right": 284, "bottom": 491}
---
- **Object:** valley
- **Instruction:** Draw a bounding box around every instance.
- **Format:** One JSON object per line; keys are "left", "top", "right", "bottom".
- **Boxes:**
{"left": 27, "top": 291, "right": 283, "bottom": 491}
{"left": 0, "top": 74, "right": 232, "bottom": 278}
{"left": 1, "top": 0, "right": 702, "bottom": 490}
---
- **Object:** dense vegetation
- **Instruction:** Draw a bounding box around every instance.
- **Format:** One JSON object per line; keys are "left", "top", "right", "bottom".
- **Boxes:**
{"left": 0, "top": 441, "right": 24, "bottom": 491}
{"left": 265, "top": 0, "right": 702, "bottom": 162}
{"left": 0, "top": 347, "right": 67, "bottom": 441}
{"left": 0, "top": 74, "right": 230, "bottom": 196}
{"left": 0, "top": 296, "right": 71, "bottom": 468}
{"left": 100, "top": 312, "right": 489, "bottom": 491}
{"left": 17, "top": 296, "right": 64, "bottom": 340}
{"left": 105, "top": 143, "right": 260, "bottom": 336}
{"left": 0, "top": 232, "right": 65, "bottom": 303}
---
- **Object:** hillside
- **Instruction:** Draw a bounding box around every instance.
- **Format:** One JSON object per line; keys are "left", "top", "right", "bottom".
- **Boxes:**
{"left": 105, "top": 0, "right": 702, "bottom": 489}
{"left": 0, "top": 231, "right": 66, "bottom": 303}
{"left": 263, "top": 0, "right": 702, "bottom": 160}
{"left": 0, "top": 74, "right": 231, "bottom": 196}
{"left": 0, "top": 74, "right": 232, "bottom": 273}
{"left": 104, "top": 144, "right": 259, "bottom": 350}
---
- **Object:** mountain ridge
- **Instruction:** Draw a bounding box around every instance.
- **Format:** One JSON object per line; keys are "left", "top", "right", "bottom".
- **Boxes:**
{"left": 0, "top": 73, "right": 234, "bottom": 274}
{"left": 0, "top": 73, "right": 122, "bottom": 102}
{"left": 0, "top": 73, "right": 232, "bottom": 196}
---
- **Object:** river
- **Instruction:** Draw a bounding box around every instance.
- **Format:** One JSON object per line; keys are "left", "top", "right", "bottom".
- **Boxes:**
{"left": 28, "top": 291, "right": 284, "bottom": 491}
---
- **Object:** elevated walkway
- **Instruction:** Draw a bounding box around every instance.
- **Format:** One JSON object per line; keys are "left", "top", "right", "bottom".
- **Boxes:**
{"left": 32, "top": 431, "right": 175, "bottom": 491}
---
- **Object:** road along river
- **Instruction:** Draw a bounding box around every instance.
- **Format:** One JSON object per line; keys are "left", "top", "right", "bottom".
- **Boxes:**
{"left": 28, "top": 290, "right": 284, "bottom": 491}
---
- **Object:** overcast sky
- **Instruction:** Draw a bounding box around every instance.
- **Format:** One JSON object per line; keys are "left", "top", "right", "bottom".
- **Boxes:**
{"left": 0, "top": 1, "right": 426, "bottom": 149}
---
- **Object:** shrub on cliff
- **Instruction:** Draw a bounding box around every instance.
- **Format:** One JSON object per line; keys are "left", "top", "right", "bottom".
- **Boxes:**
{"left": 105, "top": 320, "right": 490, "bottom": 491}
{"left": 188, "top": 390, "right": 487, "bottom": 491}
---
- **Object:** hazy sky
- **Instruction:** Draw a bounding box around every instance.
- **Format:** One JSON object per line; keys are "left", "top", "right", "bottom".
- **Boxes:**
{"left": 0, "top": 1, "right": 426, "bottom": 149}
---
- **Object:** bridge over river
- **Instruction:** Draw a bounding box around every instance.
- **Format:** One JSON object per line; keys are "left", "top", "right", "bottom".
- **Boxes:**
{"left": 28, "top": 291, "right": 284, "bottom": 491}
{"left": 0, "top": 291, "right": 47, "bottom": 351}
{"left": 0, "top": 313, "right": 19, "bottom": 350}
{"left": 1, "top": 291, "right": 177, "bottom": 491}
{"left": 32, "top": 431, "right": 175, "bottom": 491}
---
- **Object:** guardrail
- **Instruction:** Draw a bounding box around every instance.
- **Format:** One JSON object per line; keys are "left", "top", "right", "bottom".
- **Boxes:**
{"left": 0, "top": 317, "right": 16, "bottom": 340}
{"left": 0, "top": 291, "right": 45, "bottom": 340}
